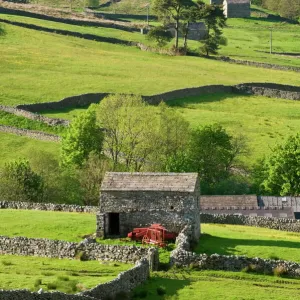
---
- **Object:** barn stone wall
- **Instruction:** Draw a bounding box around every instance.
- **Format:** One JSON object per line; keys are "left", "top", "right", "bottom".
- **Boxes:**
{"left": 98, "top": 190, "right": 200, "bottom": 241}
{"left": 224, "top": 2, "right": 250, "bottom": 18}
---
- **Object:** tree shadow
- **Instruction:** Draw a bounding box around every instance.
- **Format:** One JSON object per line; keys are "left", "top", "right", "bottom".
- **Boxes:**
{"left": 166, "top": 93, "right": 250, "bottom": 108}
{"left": 133, "top": 276, "right": 191, "bottom": 299}
{"left": 195, "top": 234, "right": 300, "bottom": 257}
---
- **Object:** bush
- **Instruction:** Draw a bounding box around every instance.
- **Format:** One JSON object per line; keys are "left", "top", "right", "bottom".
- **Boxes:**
{"left": 156, "top": 286, "right": 167, "bottom": 296}
{"left": 34, "top": 279, "right": 42, "bottom": 287}
{"left": 47, "top": 282, "right": 57, "bottom": 290}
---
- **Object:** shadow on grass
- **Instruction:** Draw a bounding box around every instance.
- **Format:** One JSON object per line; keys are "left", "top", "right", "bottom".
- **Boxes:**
{"left": 249, "top": 8, "right": 298, "bottom": 24}
{"left": 166, "top": 93, "right": 249, "bottom": 107}
{"left": 133, "top": 276, "right": 190, "bottom": 299}
{"left": 194, "top": 234, "right": 300, "bottom": 257}
{"left": 39, "top": 105, "right": 90, "bottom": 116}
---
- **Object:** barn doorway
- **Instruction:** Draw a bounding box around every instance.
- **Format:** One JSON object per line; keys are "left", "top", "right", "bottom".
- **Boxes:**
{"left": 108, "top": 213, "right": 120, "bottom": 236}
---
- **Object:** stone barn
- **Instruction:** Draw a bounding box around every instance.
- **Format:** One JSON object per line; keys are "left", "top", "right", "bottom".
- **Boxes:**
{"left": 96, "top": 172, "right": 201, "bottom": 241}
{"left": 223, "top": 0, "right": 250, "bottom": 18}
{"left": 210, "top": 0, "right": 223, "bottom": 5}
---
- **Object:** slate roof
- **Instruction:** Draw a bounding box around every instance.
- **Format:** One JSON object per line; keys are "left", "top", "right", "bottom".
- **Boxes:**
{"left": 101, "top": 172, "right": 199, "bottom": 192}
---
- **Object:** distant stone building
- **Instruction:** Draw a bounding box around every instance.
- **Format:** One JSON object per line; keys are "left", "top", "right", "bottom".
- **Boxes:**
{"left": 168, "top": 22, "right": 207, "bottom": 41}
{"left": 223, "top": 0, "right": 251, "bottom": 18}
{"left": 210, "top": 0, "right": 223, "bottom": 5}
{"left": 96, "top": 172, "right": 201, "bottom": 241}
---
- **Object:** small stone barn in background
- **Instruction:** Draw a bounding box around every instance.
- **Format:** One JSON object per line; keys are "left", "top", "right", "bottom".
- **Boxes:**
{"left": 223, "top": 0, "right": 250, "bottom": 18}
{"left": 96, "top": 172, "right": 201, "bottom": 241}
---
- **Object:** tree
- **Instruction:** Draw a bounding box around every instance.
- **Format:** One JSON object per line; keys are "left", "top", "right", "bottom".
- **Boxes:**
{"left": 152, "top": 0, "right": 194, "bottom": 51}
{"left": 61, "top": 107, "right": 104, "bottom": 167}
{"left": 78, "top": 153, "right": 111, "bottom": 206}
{"left": 188, "top": 124, "right": 246, "bottom": 190}
{"left": 197, "top": 2, "right": 227, "bottom": 56}
{"left": 96, "top": 94, "right": 156, "bottom": 171}
{"left": 0, "top": 159, "right": 44, "bottom": 202}
{"left": 146, "top": 26, "right": 173, "bottom": 47}
{"left": 261, "top": 133, "right": 300, "bottom": 196}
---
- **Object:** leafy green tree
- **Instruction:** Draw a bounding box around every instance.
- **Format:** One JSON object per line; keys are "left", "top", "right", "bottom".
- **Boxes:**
{"left": 188, "top": 124, "right": 246, "bottom": 190}
{"left": 152, "top": 0, "right": 194, "bottom": 51}
{"left": 0, "top": 159, "right": 44, "bottom": 202}
{"left": 96, "top": 94, "right": 156, "bottom": 171}
{"left": 78, "top": 152, "right": 111, "bottom": 206}
{"left": 261, "top": 133, "right": 300, "bottom": 196}
{"left": 197, "top": 2, "right": 227, "bottom": 56}
{"left": 146, "top": 26, "right": 173, "bottom": 47}
{"left": 61, "top": 107, "right": 104, "bottom": 167}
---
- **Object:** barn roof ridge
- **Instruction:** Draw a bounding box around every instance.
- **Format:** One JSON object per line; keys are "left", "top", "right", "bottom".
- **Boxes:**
{"left": 101, "top": 172, "right": 199, "bottom": 192}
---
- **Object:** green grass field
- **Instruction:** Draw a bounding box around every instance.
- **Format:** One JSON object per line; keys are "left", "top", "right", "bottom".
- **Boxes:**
{"left": 134, "top": 269, "right": 300, "bottom": 299}
{"left": 0, "top": 210, "right": 95, "bottom": 242}
{"left": 0, "top": 132, "right": 60, "bottom": 166}
{"left": 0, "top": 255, "right": 131, "bottom": 293}
{"left": 0, "top": 22, "right": 298, "bottom": 107}
{"left": 196, "top": 224, "right": 300, "bottom": 263}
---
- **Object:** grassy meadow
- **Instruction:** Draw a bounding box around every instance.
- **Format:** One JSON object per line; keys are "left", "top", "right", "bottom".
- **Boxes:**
{"left": 0, "top": 210, "right": 95, "bottom": 242}
{"left": 196, "top": 224, "right": 300, "bottom": 263}
{"left": 0, "top": 255, "right": 132, "bottom": 293}
{"left": 134, "top": 269, "right": 300, "bottom": 300}
{"left": 0, "top": 21, "right": 299, "bottom": 107}
{"left": 0, "top": 132, "right": 60, "bottom": 166}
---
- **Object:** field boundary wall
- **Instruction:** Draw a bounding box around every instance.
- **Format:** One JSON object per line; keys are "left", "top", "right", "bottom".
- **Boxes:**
{"left": 14, "top": 83, "right": 300, "bottom": 113}
{"left": 0, "top": 125, "right": 61, "bottom": 142}
{"left": 169, "top": 224, "right": 300, "bottom": 277}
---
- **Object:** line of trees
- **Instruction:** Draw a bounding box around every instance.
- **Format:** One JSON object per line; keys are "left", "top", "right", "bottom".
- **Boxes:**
{"left": 1, "top": 95, "right": 299, "bottom": 205}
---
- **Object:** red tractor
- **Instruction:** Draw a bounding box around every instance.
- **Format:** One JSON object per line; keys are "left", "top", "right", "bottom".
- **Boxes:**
{"left": 128, "top": 224, "right": 177, "bottom": 248}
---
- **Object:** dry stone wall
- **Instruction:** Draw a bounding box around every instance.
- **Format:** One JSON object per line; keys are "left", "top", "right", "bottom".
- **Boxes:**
{"left": 0, "top": 105, "right": 69, "bottom": 126}
{"left": 0, "top": 200, "right": 98, "bottom": 213}
{"left": 0, "top": 125, "right": 61, "bottom": 142}
{"left": 170, "top": 225, "right": 300, "bottom": 277}
{"left": 15, "top": 83, "right": 300, "bottom": 113}
{"left": 0, "top": 235, "right": 159, "bottom": 265}
{"left": 200, "top": 213, "right": 300, "bottom": 232}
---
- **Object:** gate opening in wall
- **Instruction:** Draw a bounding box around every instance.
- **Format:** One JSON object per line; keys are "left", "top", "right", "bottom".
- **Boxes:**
{"left": 108, "top": 213, "right": 120, "bottom": 236}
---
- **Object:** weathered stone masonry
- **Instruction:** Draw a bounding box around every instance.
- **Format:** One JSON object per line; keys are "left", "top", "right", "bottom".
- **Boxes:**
{"left": 97, "top": 172, "right": 201, "bottom": 242}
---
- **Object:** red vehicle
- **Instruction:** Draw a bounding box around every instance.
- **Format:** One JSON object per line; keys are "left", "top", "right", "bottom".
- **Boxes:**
{"left": 128, "top": 224, "right": 177, "bottom": 247}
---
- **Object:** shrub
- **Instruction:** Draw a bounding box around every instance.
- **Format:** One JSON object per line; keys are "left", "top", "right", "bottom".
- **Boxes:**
{"left": 47, "top": 282, "right": 57, "bottom": 290}
{"left": 75, "top": 251, "right": 88, "bottom": 261}
{"left": 273, "top": 266, "right": 288, "bottom": 277}
{"left": 269, "top": 255, "right": 280, "bottom": 261}
{"left": 157, "top": 286, "right": 167, "bottom": 296}
{"left": 57, "top": 275, "right": 69, "bottom": 281}
{"left": 34, "top": 279, "right": 42, "bottom": 287}
{"left": 1, "top": 260, "right": 13, "bottom": 266}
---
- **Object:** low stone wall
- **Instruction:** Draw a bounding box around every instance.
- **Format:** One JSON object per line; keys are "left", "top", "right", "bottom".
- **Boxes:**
{"left": 170, "top": 225, "right": 300, "bottom": 278}
{"left": 235, "top": 83, "right": 300, "bottom": 100}
{"left": 219, "top": 56, "right": 300, "bottom": 73}
{"left": 0, "top": 290, "right": 96, "bottom": 300}
{"left": 0, "top": 125, "right": 61, "bottom": 142}
{"left": 0, "top": 105, "right": 69, "bottom": 126}
{"left": 0, "top": 235, "right": 159, "bottom": 266}
{"left": 0, "top": 259, "right": 150, "bottom": 300}
{"left": 15, "top": 83, "right": 300, "bottom": 113}
{"left": 200, "top": 213, "right": 300, "bottom": 232}
{"left": 82, "top": 259, "right": 149, "bottom": 299}
{"left": 0, "top": 200, "right": 98, "bottom": 213}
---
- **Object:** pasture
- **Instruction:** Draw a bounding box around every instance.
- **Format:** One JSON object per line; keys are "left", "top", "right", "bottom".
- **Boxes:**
{"left": 0, "top": 255, "right": 131, "bottom": 293}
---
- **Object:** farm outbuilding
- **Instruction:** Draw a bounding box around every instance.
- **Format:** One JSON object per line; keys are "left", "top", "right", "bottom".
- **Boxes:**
{"left": 223, "top": 0, "right": 251, "bottom": 18}
{"left": 96, "top": 172, "right": 201, "bottom": 241}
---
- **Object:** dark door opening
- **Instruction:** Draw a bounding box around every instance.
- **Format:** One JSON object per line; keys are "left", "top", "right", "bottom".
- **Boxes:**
{"left": 295, "top": 212, "right": 300, "bottom": 220}
{"left": 108, "top": 213, "right": 120, "bottom": 236}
